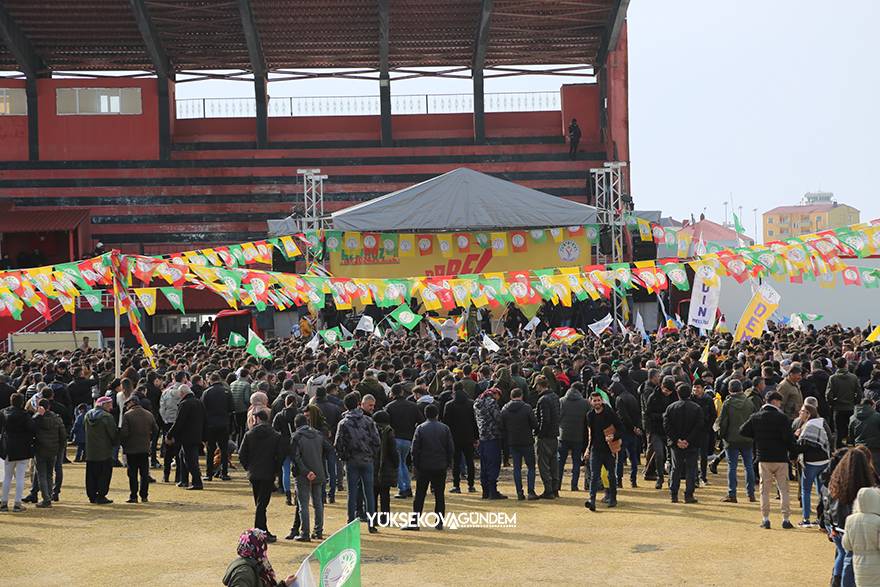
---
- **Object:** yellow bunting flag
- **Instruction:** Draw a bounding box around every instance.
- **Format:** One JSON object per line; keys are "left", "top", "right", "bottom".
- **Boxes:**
{"left": 733, "top": 284, "right": 781, "bottom": 343}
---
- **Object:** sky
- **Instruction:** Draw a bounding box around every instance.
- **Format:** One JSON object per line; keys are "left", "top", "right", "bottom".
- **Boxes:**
{"left": 177, "top": 0, "right": 880, "bottom": 240}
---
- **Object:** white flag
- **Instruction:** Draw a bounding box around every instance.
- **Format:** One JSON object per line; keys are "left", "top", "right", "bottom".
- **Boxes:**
{"left": 523, "top": 316, "right": 541, "bottom": 332}
{"left": 355, "top": 314, "right": 374, "bottom": 333}
{"left": 372, "top": 325, "right": 383, "bottom": 339}
{"left": 617, "top": 318, "right": 630, "bottom": 335}
{"left": 305, "top": 334, "right": 320, "bottom": 351}
{"left": 290, "top": 557, "right": 317, "bottom": 587}
{"left": 340, "top": 324, "right": 353, "bottom": 338}
{"left": 482, "top": 333, "right": 500, "bottom": 353}
{"left": 588, "top": 314, "right": 613, "bottom": 337}
{"left": 635, "top": 311, "right": 647, "bottom": 337}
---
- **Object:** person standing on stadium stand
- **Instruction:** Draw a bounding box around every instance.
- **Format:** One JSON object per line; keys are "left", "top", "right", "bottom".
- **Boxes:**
{"left": 567, "top": 118, "right": 582, "bottom": 160}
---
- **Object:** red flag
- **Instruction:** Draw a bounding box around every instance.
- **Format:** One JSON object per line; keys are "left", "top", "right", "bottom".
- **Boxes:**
{"left": 566, "top": 226, "right": 585, "bottom": 238}
{"left": 842, "top": 266, "right": 862, "bottom": 286}
{"left": 650, "top": 224, "right": 666, "bottom": 244}
{"left": 417, "top": 235, "right": 433, "bottom": 256}
{"left": 719, "top": 254, "right": 750, "bottom": 284}
{"left": 362, "top": 233, "right": 380, "bottom": 256}
{"left": 510, "top": 231, "right": 528, "bottom": 253}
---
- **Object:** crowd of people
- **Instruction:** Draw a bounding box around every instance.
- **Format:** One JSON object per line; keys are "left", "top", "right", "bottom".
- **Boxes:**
{"left": 2, "top": 317, "right": 880, "bottom": 586}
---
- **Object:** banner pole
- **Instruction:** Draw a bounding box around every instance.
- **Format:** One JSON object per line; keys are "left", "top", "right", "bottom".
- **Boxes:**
{"left": 113, "top": 279, "right": 121, "bottom": 378}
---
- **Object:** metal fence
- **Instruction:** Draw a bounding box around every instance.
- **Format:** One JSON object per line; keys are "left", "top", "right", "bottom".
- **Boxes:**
{"left": 175, "top": 91, "right": 560, "bottom": 119}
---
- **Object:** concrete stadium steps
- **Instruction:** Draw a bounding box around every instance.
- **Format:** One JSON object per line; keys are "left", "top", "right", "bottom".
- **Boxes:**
{"left": 0, "top": 137, "right": 598, "bottom": 253}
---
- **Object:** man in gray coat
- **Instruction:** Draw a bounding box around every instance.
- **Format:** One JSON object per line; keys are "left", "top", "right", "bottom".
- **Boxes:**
{"left": 558, "top": 382, "right": 589, "bottom": 491}
{"left": 289, "top": 414, "right": 332, "bottom": 542}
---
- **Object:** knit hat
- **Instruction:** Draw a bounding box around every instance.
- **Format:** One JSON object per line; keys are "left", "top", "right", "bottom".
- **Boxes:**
{"left": 95, "top": 396, "right": 113, "bottom": 407}
{"left": 804, "top": 396, "right": 819, "bottom": 409}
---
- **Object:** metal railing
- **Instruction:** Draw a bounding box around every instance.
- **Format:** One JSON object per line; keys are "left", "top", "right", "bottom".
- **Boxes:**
{"left": 175, "top": 91, "right": 560, "bottom": 119}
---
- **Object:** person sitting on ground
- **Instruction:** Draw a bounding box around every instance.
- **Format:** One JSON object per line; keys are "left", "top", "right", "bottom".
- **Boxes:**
{"left": 222, "top": 528, "right": 296, "bottom": 587}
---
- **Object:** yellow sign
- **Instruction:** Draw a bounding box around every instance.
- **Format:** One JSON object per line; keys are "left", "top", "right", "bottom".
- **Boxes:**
{"left": 328, "top": 230, "right": 592, "bottom": 278}
{"left": 733, "top": 284, "right": 781, "bottom": 342}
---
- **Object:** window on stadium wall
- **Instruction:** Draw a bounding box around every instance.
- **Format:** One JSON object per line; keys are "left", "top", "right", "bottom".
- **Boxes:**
{"left": 56, "top": 88, "right": 142, "bottom": 115}
{"left": 153, "top": 314, "right": 213, "bottom": 335}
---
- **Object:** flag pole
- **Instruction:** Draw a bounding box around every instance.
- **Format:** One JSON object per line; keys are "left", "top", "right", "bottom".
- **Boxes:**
{"left": 113, "top": 278, "right": 121, "bottom": 378}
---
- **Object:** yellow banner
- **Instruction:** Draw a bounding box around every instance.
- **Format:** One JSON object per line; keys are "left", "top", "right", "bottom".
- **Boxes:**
{"left": 733, "top": 284, "right": 781, "bottom": 342}
{"left": 328, "top": 230, "right": 592, "bottom": 278}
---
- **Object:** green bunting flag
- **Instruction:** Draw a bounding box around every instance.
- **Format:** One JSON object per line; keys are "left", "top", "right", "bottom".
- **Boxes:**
{"left": 390, "top": 304, "right": 423, "bottom": 330}
{"left": 246, "top": 328, "right": 272, "bottom": 359}
{"left": 228, "top": 332, "right": 246, "bottom": 347}
{"left": 339, "top": 340, "right": 356, "bottom": 351}
{"left": 199, "top": 333, "right": 207, "bottom": 345}
{"left": 160, "top": 287, "right": 185, "bottom": 314}
{"left": 796, "top": 313, "right": 823, "bottom": 322}
{"left": 319, "top": 326, "right": 343, "bottom": 345}
{"left": 81, "top": 290, "right": 104, "bottom": 312}
{"left": 661, "top": 263, "right": 690, "bottom": 292}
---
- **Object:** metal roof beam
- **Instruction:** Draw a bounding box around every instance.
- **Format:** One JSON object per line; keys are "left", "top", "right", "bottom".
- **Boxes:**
{"left": 127, "top": 0, "right": 170, "bottom": 78}
{"left": 472, "top": 0, "right": 493, "bottom": 144}
{"left": 596, "top": 0, "right": 629, "bottom": 67}
{"left": 237, "top": 0, "right": 267, "bottom": 146}
{"left": 0, "top": 3, "right": 48, "bottom": 78}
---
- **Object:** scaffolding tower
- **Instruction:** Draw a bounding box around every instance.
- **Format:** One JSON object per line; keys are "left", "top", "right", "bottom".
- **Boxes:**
{"left": 297, "top": 168, "right": 328, "bottom": 263}
{"left": 590, "top": 162, "right": 628, "bottom": 330}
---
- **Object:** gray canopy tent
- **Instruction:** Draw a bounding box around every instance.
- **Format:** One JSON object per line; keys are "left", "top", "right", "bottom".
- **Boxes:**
{"left": 328, "top": 167, "right": 597, "bottom": 232}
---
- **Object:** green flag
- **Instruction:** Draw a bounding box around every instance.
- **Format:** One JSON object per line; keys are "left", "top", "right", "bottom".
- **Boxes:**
{"left": 246, "top": 328, "right": 272, "bottom": 359}
{"left": 796, "top": 313, "right": 823, "bottom": 322}
{"left": 595, "top": 386, "right": 611, "bottom": 405}
{"left": 390, "top": 304, "right": 423, "bottom": 330}
{"left": 312, "top": 520, "right": 362, "bottom": 587}
{"left": 339, "top": 340, "right": 356, "bottom": 351}
{"left": 228, "top": 331, "right": 246, "bottom": 347}
{"left": 199, "top": 333, "right": 207, "bottom": 345}
{"left": 733, "top": 212, "right": 745, "bottom": 234}
{"left": 319, "top": 326, "right": 343, "bottom": 345}
{"left": 160, "top": 287, "right": 185, "bottom": 314}
{"left": 81, "top": 289, "right": 104, "bottom": 312}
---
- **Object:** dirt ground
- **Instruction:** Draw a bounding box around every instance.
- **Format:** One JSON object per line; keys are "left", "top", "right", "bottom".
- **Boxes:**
{"left": 0, "top": 451, "right": 834, "bottom": 587}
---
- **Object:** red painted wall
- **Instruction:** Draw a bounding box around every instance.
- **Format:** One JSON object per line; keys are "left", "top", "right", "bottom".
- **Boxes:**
{"left": 175, "top": 117, "right": 257, "bottom": 143}
{"left": 560, "top": 83, "right": 602, "bottom": 147}
{"left": 270, "top": 115, "right": 380, "bottom": 142}
{"left": 38, "top": 78, "right": 159, "bottom": 160}
{"left": 0, "top": 79, "right": 29, "bottom": 161}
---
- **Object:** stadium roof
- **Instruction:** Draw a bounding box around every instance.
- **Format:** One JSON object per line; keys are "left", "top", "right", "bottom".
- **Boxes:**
{"left": 0, "top": 0, "right": 628, "bottom": 75}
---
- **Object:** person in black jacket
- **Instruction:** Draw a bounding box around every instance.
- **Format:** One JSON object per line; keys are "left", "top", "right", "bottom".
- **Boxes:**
{"left": 384, "top": 383, "right": 424, "bottom": 499}
{"left": 500, "top": 388, "right": 538, "bottom": 500}
{"left": 615, "top": 382, "right": 642, "bottom": 488}
{"left": 583, "top": 391, "right": 623, "bottom": 511}
{"left": 534, "top": 376, "right": 560, "bottom": 499}
{"left": 168, "top": 386, "right": 206, "bottom": 490}
{"left": 663, "top": 384, "right": 704, "bottom": 504}
{"left": 739, "top": 391, "right": 797, "bottom": 529}
{"left": 201, "top": 373, "right": 233, "bottom": 481}
{"left": 273, "top": 394, "right": 299, "bottom": 506}
{"left": 441, "top": 385, "right": 478, "bottom": 493}
{"left": 645, "top": 376, "right": 676, "bottom": 489}
{"left": 691, "top": 378, "right": 718, "bottom": 485}
{"left": 0, "top": 393, "right": 36, "bottom": 511}
{"left": 239, "top": 409, "right": 286, "bottom": 542}
{"left": 406, "top": 404, "right": 454, "bottom": 530}
{"left": 312, "top": 387, "right": 343, "bottom": 503}
{"left": 568, "top": 118, "right": 582, "bottom": 160}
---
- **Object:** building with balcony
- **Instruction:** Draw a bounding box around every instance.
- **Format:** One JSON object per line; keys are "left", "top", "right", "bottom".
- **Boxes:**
{"left": 762, "top": 192, "right": 859, "bottom": 242}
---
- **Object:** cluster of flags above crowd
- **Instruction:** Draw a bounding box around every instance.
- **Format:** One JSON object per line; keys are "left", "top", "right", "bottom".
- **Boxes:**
{"left": 0, "top": 219, "right": 878, "bottom": 363}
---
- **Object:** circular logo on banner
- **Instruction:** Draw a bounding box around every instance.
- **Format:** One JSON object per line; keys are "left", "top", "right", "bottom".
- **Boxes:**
{"left": 345, "top": 237, "right": 359, "bottom": 250}
{"left": 509, "top": 282, "right": 528, "bottom": 298}
{"left": 530, "top": 229, "right": 544, "bottom": 240}
{"left": 697, "top": 265, "right": 715, "bottom": 280}
{"left": 556, "top": 328, "right": 574, "bottom": 338}
{"left": 252, "top": 279, "right": 266, "bottom": 295}
{"left": 139, "top": 293, "right": 154, "bottom": 307}
{"left": 492, "top": 237, "right": 505, "bottom": 251}
{"left": 418, "top": 238, "right": 431, "bottom": 252}
{"left": 457, "top": 235, "right": 469, "bottom": 249}
{"left": 344, "top": 282, "right": 358, "bottom": 294}
{"left": 669, "top": 268, "right": 687, "bottom": 285}
{"left": 308, "top": 291, "right": 321, "bottom": 303}
{"left": 511, "top": 234, "right": 525, "bottom": 248}
{"left": 585, "top": 226, "right": 599, "bottom": 241}
{"left": 552, "top": 283, "right": 567, "bottom": 298}
{"left": 383, "top": 238, "right": 395, "bottom": 252}
{"left": 324, "top": 330, "right": 338, "bottom": 342}
{"left": 439, "top": 240, "right": 450, "bottom": 253}
{"left": 844, "top": 235, "right": 865, "bottom": 251}
{"left": 321, "top": 549, "right": 358, "bottom": 587}
{"left": 652, "top": 226, "right": 665, "bottom": 240}
{"left": 399, "top": 239, "right": 412, "bottom": 253}
{"left": 397, "top": 310, "right": 415, "bottom": 324}
{"left": 326, "top": 236, "right": 340, "bottom": 250}
{"left": 453, "top": 285, "right": 467, "bottom": 300}
{"left": 758, "top": 253, "right": 776, "bottom": 268}
{"left": 814, "top": 240, "right": 834, "bottom": 254}
{"left": 640, "top": 271, "right": 656, "bottom": 288}
{"left": 656, "top": 272, "right": 668, "bottom": 288}
{"left": 422, "top": 288, "right": 437, "bottom": 301}
{"left": 3, "top": 275, "right": 20, "bottom": 290}
{"left": 557, "top": 240, "right": 580, "bottom": 263}
{"left": 363, "top": 235, "right": 377, "bottom": 249}
{"left": 549, "top": 228, "right": 562, "bottom": 239}
{"left": 615, "top": 268, "right": 629, "bottom": 282}
{"left": 788, "top": 248, "right": 806, "bottom": 264}
{"left": 728, "top": 260, "right": 747, "bottom": 275}
{"left": 864, "top": 271, "right": 877, "bottom": 286}
{"left": 844, "top": 268, "right": 859, "bottom": 281}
